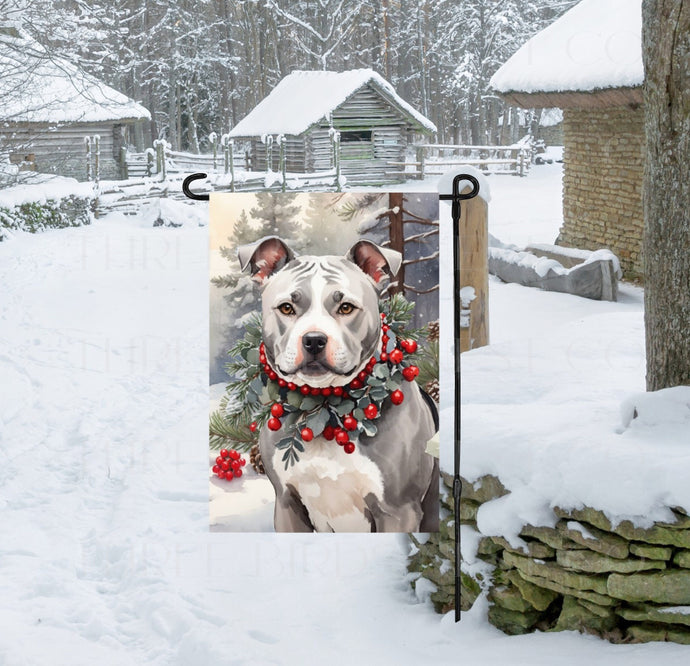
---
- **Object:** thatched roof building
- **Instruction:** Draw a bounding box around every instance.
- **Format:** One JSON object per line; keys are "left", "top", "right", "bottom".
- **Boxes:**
{"left": 491, "top": 0, "right": 645, "bottom": 278}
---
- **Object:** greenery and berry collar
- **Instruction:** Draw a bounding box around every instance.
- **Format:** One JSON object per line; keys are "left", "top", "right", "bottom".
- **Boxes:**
{"left": 211, "top": 294, "right": 426, "bottom": 470}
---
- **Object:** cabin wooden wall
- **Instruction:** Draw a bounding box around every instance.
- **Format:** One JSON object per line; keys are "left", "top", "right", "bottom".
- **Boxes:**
{"left": 2, "top": 120, "right": 145, "bottom": 181}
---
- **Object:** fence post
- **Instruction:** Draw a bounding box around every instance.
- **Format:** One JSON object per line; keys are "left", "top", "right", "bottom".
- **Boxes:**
{"left": 459, "top": 188, "right": 489, "bottom": 351}
{"left": 210, "top": 132, "right": 218, "bottom": 171}
{"left": 279, "top": 135, "right": 287, "bottom": 192}
{"left": 146, "top": 149, "right": 154, "bottom": 177}
{"left": 416, "top": 145, "right": 426, "bottom": 181}
{"left": 93, "top": 135, "right": 100, "bottom": 187}
{"left": 120, "top": 146, "right": 128, "bottom": 180}
{"left": 518, "top": 149, "right": 525, "bottom": 177}
{"left": 85, "top": 137, "right": 91, "bottom": 182}
{"left": 229, "top": 139, "right": 235, "bottom": 192}
{"left": 154, "top": 140, "right": 166, "bottom": 181}
{"left": 265, "top": 135, "right": 273, "bottom": 173}
{"left": 330, "top": 130, "right": 341, "bottom": 192}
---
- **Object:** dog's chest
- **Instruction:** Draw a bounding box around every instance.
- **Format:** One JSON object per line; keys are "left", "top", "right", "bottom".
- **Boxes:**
{"left": 272, "top": 437, "right": 384, "bottom": 532}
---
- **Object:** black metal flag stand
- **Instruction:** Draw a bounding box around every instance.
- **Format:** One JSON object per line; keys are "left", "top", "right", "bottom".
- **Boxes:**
{"left": 440, "top": 174, "right": 480, "bottom": 622}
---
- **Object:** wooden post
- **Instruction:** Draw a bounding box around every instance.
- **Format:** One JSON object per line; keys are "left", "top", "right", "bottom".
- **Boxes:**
{"left": 278, "top": 136, "right": 286, "bottom": 192}
{"left": 93, "top": 135, "right": 100, "bottom": 187}
{"left": 146, "top": 149, "right": 154, "bottom": 177}
{"left": 120, "top": 146, "right": 128, "bottom": 180}
{"left": 210, "top": 132, "right": 218, "bottom": 171}
{"left": 388, "top": 192, "right": 405, "bottom": 295}
{"left": 85, "top": 137, "right": 91, "bottom": 182}
{"left": 229, "top": 139, "right": 235, "bottom": 193}
{"left": 459, "top": 187, "right": 489, "bottom": 352}
{"left": 265, "top": 135, "right": 273, "bottom": 173}
{"left": 331, "top": 130, "right": 341, "bottom": 192}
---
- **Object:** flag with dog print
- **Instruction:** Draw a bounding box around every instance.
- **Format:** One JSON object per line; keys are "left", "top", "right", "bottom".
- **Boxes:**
{"left": 210, "top": 192, "right": 440, "bottom": 533}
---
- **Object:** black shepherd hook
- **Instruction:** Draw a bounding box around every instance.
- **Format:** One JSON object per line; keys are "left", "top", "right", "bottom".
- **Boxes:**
{"left": 182, "top": 173, "right": 210, "bottom": 201}
{"left": 440, "top": 173, "right": 479, "bottom": 623}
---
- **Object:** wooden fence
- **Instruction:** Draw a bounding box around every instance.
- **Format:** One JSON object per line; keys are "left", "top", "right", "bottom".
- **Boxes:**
{"left": 390, "top": 143, "right": 532, "bottom": 179}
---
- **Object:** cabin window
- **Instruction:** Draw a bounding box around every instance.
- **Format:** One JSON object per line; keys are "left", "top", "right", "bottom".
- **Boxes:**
{"left": 340, "top": 130, "right": 372, "bottom": 143}
{"left": 339, "top": 130, "right": 374, "bottom": 160}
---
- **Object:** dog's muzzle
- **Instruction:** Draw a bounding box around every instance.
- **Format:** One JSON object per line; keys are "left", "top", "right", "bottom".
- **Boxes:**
{"left": 302, "top": 332, "right": 328, "bottom": 357}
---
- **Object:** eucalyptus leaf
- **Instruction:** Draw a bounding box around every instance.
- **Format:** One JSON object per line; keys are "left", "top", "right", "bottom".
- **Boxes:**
{"left": 293, "top": 438, "right": 305, "bottom": 453}
{"left": 267, "top": 381, "right": 280, "bottom": 401}
{"left": 287, "top": 391, "right": 303, "bottom": 408}
{"left": 353, "top": 408, "right": 365, "bottom": 421}
{"left": 370, "top": 388, "right": 388, "bottom": 401}
{"left": 306, "top": 409, "right": 330, "bottom": 435}
{"left": 246, "top": 348, "right": 260, "bottom": 365}
{"left": 373, "top": 364, "right": 389, "bottom": 379}
{"left": 361, "top": 421, "right": 377, "bottom": 437}
{"left": 335, "top": 400, "right": 355, "bottom": 416}
{"left": 300, "top": 396, "right": 324, "bottom": 411}
{"left": 385, "top": 378, "right": 401, "bottom": 391}
{"left": 276, "top": 436, "right": 293, "bottom": 449}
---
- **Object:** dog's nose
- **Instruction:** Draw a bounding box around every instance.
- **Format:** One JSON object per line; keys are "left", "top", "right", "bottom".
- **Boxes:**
{"left": 302, "top": 332, "right": 328, "bottom": 356}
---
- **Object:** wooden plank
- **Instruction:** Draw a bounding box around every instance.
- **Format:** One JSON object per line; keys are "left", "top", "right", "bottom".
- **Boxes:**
{"left": 459, "top": 190, "right": 489, "bottom": 352}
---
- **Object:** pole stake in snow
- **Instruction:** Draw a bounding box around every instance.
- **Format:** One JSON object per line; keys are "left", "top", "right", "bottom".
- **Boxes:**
{"left": 183, "top": 172, "right": 210, "bottom": 201}
{"left": 439, "top": 173, "right": 479, "bottom": 623}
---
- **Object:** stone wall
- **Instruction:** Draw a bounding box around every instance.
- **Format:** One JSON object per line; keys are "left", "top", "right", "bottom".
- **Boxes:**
{"left": 557, "top": 107, "right": 644, "bottom": 280}
{"left": 408, "top": 474, "right": 690, "bottom": 644}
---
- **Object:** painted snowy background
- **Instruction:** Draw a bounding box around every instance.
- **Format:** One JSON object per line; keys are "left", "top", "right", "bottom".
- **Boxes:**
{"left": 2, "top": 163, "right": 689, "bottom": 664}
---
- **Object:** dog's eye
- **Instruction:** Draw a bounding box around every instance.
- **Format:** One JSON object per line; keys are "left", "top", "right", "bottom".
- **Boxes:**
{"left": 278, "top": 302, "right": 296, "bottom": 316}
{"left": 337, "top": 302, "right": 356, "bottom": 315}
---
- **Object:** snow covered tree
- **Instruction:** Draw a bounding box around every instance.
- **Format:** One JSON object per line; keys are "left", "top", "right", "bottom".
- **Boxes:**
{"left": 642, "top": 0, "right": 690, "bottom": 390}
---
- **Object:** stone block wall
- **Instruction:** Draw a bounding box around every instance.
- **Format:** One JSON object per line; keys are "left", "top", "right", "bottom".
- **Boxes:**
{"left": 408, "top": 474, "right": 690, "bottom": 644}
{"left": 557, "top": 107, "right": 644, "bottom": 280}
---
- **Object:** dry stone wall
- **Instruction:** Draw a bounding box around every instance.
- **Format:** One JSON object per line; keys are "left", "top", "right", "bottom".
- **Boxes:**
{"left": 408, "top": 474, "right": 690, "bottom": 644}
{"left": 557, "top": 107, "right": 644, "bottom": 280}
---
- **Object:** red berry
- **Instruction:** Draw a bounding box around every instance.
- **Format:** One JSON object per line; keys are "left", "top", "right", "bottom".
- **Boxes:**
{"left": 335, "top": 429, "right": 349, "bottom": 444}
{"left": 380, "top": 352, "right": 388, "bottom": 362}
{"left": 226, "top": 471, "right": 234, "bottom": 480}
{"left": 380, "top": 313, "right": 386, "bottom": 319}
{"left": 259, "top": 353, "right": 266, "bottom": 364}
{"left": 343, "top": 416, "right": 357, "bottom": 431}
{"left": 235, "top": 469, "right": 242, "bottom": 478}
{"left": 240, "top": 458, "right": 246, "bottom": 466}
{"left": 382, "top": 324, "right": 389, "bottom": 333}
{"left": 267, "top": 417, "right": 281, "bottom": 431}
{"left": 212, "top": 465, "right": 220, "bottom": 474}
{"left": 300, "top": 385, "right": 311, "bottom": 395}
{"left": 268, "top": 370, "right": 278, "bottom": 381}
{"left": 300, "top": 427, "right": 314, "bottom": 442}
{"left": 349, "top": 378, "right": 363, "bottom": 389}
{"left": 288, "top": 382, "right": 297, "bottom": 391}
{"left": 215, "top": 456, "right": 223, "bottom": 465}
{"left": 278, "top": 378, "right": 287, "bottom": 388}
{"left": 221, "top": 460, "right": 230, "bottom": 471}
{"left": 364, "top": 404, "right": 378, "bottom": 419}
{"left": 369, "top": 356, "right": 377, "bottom": 366}
{"left": 259, "top": 342, "right": 265, "bottom": 352}
{"left": 220, "top": 449, "right": 230, "bottom": 459}
{"left": 323, "top": 425, "right": 335, "bottom": 440}
{"left": 381, "top": 335, "right": 389, "bottom": 346}
{"left": 403, "top": 367, "right": 417, "bottom": 382}
{"left": 231, "top": 460, "right": 241, "bottom": 472}
{"left": 389, "top": 349, "right": 404, "bottom": 364}
{"left": 358, "top": 370, "right": 368, "bottom": 381}
{"left": 333, "top": 386, "right": 343, "bottom": 396}
{"left": 343, "top": 442, "right": 356, "bottom": 454}
{"left": 229, "top": 449, "right": 240, "bottom": 460}
{"left": 217, "top": 470, "right": 226, "bottom": 479}
{"left": 271, "top": 403, "right": 284, "bottom": 418}
{"left": 249, "top": 421, "right": 258, "bottom": 432}
{"left": 391, "top": 389, "right": 404, "bottom": 405}
{"left": 310, "top": 387, "right": 321, "bottom": 396}
{"left": 321, "top": 387, "right": 332, "bottom": 397}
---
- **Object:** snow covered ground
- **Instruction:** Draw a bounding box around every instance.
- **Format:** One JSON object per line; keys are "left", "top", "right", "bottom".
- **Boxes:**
{"left": 2, "top": 165, "right": 689, "bottom": 664}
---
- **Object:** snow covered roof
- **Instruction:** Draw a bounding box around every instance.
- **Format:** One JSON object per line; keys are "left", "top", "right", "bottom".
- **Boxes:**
{"left": 490, "top": 0, "right": 643, "bottom": 103}
{"left": 229, "top": 69, "right": 436, "bottom": 137}
{"left": 0, "top": 31, "right": 150, "bottom": 124}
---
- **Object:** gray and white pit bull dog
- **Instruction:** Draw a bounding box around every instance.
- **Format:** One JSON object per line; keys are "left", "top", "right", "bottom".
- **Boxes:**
{"left": 238, "top": 236, "right": 439, "bottom": 533}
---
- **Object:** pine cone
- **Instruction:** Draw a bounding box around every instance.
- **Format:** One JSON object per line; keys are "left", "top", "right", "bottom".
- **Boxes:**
{"left": 425, "top": 378, "right": 440, "bottom": 403}
{"left": 249, "top": 443, "right": 265, "bottom": 475}
{"left": 427, "top": 320, "right": 439, "bottom": 342}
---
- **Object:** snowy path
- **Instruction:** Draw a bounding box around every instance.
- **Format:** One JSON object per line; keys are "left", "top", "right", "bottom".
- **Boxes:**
{"left": 1, "top": 174, "right": 688, "bottom": 663}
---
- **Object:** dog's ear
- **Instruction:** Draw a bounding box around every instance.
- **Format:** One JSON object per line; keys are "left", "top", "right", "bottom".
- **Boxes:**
{"left": 346, "top": 240, "right": 402, "bottom": 287}
{"left": 237, "top": 236, "right": 295, "bottom": 284}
